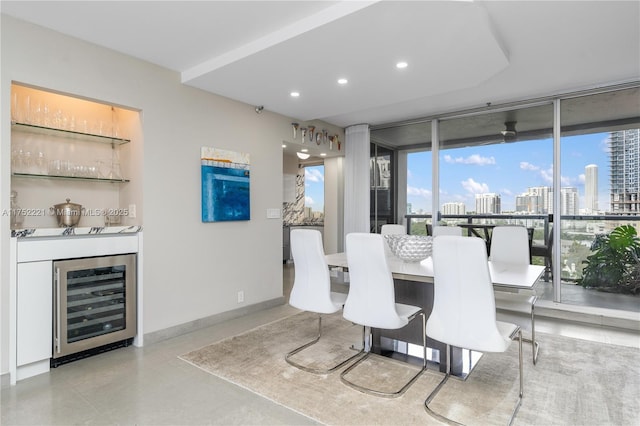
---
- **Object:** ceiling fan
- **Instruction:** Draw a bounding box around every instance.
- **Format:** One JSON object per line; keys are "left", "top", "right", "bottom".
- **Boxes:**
{"left": 501, "top": 121, "right": 517, "bottom": 142}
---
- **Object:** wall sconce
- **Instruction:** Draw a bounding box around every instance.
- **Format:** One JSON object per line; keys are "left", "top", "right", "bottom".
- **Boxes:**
{"left": 296, "top": 152, "right": 310, "bottom": 160}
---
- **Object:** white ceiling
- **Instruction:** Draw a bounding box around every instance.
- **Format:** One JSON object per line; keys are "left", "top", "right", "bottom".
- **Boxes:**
{"left": 2, "top": 0, "right": 639, "bottom": 131}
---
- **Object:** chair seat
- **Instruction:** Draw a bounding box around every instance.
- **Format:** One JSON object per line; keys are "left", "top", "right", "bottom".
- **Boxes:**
{"left": 494, "top": 292, "right": 536, "bottom": 313}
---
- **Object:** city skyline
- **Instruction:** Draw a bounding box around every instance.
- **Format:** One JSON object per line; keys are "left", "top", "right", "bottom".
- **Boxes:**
{"left": 407, "top": 132, "right": 610, "bottom": 214}
{"left": 304, "top": 131, "right": 613, "bottom": 216}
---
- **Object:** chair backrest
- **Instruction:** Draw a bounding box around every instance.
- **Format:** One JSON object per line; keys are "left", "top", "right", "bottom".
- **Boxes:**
{"left": 489, "top": 225, "right": 530, "bottom": 265}
{"left": 343, "top": 233, "right": 408, "bottom": 329}
{"left": 432, "top": 226, "right": 463, "bottom": 237}
{"left": 428, "top": 236, "right": 511, "bottom": 352}
{"left": 380, "top": 224, "right": 406, "bottom": 235}
{"left": 289, "top": 229, "right": 340, "bottom": 314}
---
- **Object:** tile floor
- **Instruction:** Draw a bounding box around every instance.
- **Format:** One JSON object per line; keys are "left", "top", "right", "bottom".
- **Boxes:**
{"left": 1, "top": 265, "right": 637, "bottom": 425}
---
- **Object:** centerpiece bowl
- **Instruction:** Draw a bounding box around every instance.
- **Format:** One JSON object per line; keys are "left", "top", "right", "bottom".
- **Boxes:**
{"left": 384, "top": 234, "right": 433, "bottom": 262}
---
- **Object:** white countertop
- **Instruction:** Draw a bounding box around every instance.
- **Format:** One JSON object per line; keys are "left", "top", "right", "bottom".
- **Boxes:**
{"left": 11, "top": 225, "right": 142, "bottom": 238}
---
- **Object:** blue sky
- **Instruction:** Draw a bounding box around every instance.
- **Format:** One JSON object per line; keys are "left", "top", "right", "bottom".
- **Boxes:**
{"left": 304, "top": 165, "right": 325, "bottom": 213}
{"left": 304, "top": 132, "right": 611, "bottom": 214}
{"left": 408, "top": 132, "right": 610, "bottom": 213}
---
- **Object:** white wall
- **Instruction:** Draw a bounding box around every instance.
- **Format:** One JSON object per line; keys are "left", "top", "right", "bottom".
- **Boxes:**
{"left": 0, "top": 15, "right": 343, "bottom": 374}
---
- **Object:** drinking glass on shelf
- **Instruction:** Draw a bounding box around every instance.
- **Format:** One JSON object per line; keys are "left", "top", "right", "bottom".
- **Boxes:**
{"left": 109, "top": 162, "right": 122, "bottom": 180}
{"left": 49, "top": 159, "right": 62, "bottom": 176}
{"left": 11, "top": 92, "right": 19, "bottom": 122}
{"left": 36, "top": 152, "right": 47, "bottom": 175}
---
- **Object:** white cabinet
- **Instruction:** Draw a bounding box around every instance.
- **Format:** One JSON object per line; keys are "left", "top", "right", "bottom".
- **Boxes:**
{"left": 9, "top": 233, "right": 143, "bottom": 384}
{"left": 16, "top": 261, "right": 53, "bottom": 379}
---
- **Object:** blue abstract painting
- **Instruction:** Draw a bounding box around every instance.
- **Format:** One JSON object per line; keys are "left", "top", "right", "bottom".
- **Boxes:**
{"left": 201, "top": 147, "right": 250, "bottom": 222}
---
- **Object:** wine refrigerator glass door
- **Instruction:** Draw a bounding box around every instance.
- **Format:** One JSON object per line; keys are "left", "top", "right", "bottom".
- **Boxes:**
{"left": 53, "top": 254, "right": 136, "bottom": 359}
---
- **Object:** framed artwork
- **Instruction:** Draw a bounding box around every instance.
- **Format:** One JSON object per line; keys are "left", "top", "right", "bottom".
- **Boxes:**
{"left": 201, "top": 146, "right": 250, "bottom": 222}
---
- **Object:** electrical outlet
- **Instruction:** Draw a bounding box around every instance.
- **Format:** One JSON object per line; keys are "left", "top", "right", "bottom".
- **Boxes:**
{"left": 128, "top": 204, "right": 136, "bottom": 218}
{"left": 237, "top": 291, "right": 244, "bottom": 303}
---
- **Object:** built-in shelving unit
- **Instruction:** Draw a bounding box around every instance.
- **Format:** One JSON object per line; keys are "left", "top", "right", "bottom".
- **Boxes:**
{"left": 10, "top": 83, "right": 139, "bottom": 229}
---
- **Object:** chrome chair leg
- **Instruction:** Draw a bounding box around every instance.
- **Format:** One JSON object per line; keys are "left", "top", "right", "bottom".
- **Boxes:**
{"left": 515, "top": 300, "right": 539, "bottom": 365}
{"left": 509, "top": 329, "right": 524, "bottom": 426}
{"left": 425, "top": 328, "right": 524, "bottom": 426}
{"left": 285, "top": 314, "right": 365, "bottom": 374}
{"left": 340, "top": 312, "right": 427, "bottom": 398}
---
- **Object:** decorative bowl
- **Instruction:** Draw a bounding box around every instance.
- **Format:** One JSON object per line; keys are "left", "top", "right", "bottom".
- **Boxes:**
{"left": 384, "top": 235, "right": 433, "bottom": 262}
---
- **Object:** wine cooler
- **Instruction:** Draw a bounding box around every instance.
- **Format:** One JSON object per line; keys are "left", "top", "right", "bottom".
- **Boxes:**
{"left": 52, "top": 254, "right": 136, "bottom": 365}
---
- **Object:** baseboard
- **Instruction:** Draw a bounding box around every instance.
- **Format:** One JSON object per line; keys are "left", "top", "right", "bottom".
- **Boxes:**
{"left": 535, "top": 300, "right": 640, "bottom": 331}
{"left": 498, "top": 299, "right": 640, "bottom": 331}
{"left": 0, "top": 372, "right": 9, "bottom": 389}
{"left": 143, "top": 296, "right": 286, "bottom": 346}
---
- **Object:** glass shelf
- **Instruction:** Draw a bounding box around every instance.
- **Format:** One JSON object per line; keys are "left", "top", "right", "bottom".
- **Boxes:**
{"left": 12, "top": 172, "right": 129, "bottom": 183}
{"left": 11, "top": 121, "right": 131, "bottom": 145}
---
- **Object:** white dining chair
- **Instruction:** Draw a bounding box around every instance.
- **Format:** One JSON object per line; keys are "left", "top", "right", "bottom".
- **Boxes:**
{"left": 490, "top": 225, "right": 540, "bottom": 365}
{"left": 340, "top": 232, "right": 426, "bottom": 398}
{"left": 286, "top": 229, "right": 364, "bottom": 374}
{"left": 425, "top": 235, "right": 524, "bottom": 425}
{"left": 432, "top": 225, "right": 463, "bottom": 237}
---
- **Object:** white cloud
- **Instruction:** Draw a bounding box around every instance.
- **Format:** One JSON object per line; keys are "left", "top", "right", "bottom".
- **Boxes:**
{"left": 445, "top": 154, "right": 495, "bottom": 165}
{"left": 305, "top": 168, "right": 324, "bottom": 183}
{"left": 305, "top": 196, "right": 314, "bottom": 205}
{"left": 461, "top": 178, "right": 489, "bottom": 194}
{"left": 536, "top": 165, "right": 576, "bottom": 187}
{"left": 578, "top": 173, "right": 586, "bottom": 184}
{"left": 407, "top": 186, "right": 431, "bottom": 197}
{"left": 520, "top": 162, "right": 539, "bottom": 171}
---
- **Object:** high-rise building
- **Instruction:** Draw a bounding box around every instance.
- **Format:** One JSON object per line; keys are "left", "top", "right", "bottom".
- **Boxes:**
{"left": 475, "top": 193, "right": 501, "bottom": 214}
{"left": 442, "top": 202, "right": 466, "bottom": 215}
{"left": 584, "top": 164, "right": 598, "bottom": 213}
{"left": 516, "top": 186, "right": 576, "bottom": 214}
{"left": 516, "top": 186, "right": 552, "bottom": 213}
{"left": 610, "top": 129, "right": 640, "bottom": 214}
{"left": 561, "top": 187, "right": 579, "bottom": 215}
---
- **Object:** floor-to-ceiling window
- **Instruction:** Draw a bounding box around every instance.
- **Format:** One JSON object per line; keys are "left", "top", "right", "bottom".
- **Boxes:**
{"left": 304, "top": 164, "right": 325, "bottom": 222}
{"left": 370, "top": 84, "right": 639, "bottom": 313}
{"left": 558, "top": 86, "right": 640, "bottom": 310}
{"left": 371, "top": 121, "right": 432, "bottom": 234}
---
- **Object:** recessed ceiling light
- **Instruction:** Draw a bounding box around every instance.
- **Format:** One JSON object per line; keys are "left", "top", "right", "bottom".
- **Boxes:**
{"left": 320, "top": 153, "right": 327, "bottom": 157}
{"left": 282, "top": 144, "right": 287, "bottom": 148}
{"left": 290, "top": 91, "right": 300, "bottom": 97}
{"left": 396, "top": 61, "right": 408, "bottom": 69}
{"left": 337, "top": 78, "right": 348, "bottom": 85}
{"left": 301, "top": 148, "right": 308, "bottom": 152}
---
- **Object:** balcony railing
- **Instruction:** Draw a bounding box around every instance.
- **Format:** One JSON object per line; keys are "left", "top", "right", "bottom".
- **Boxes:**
{"left": 404, "top": 213, "right": 640, "bottom": 284}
